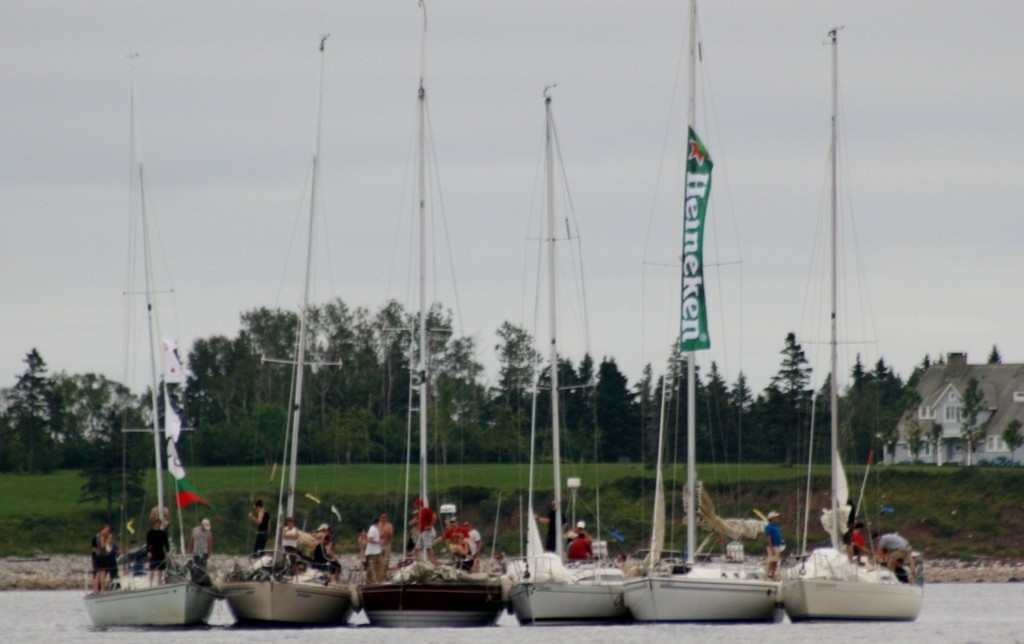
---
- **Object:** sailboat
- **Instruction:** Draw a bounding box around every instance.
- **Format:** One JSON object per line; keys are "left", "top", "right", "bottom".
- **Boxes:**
{"left": 506, "top": 90, "right": 630, "bottom": 626}
{"left": 218, "top": 36, "right": 355, "bottom": 626}
{"left": 84, "top": 68, "right": 217, "bottom": 628}
{"left": 356, "top": 3, "right": 507, "bottom": 627}
{"left": 780, "top": 29, "right": 923, "bottom": 623}
{"left": 621, "top": 0, "right": 781, "bottom": 623}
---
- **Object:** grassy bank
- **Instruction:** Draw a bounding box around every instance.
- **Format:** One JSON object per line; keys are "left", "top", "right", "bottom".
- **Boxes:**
{"left": 2, "top": 463, "right": 1022, "bottom": 560}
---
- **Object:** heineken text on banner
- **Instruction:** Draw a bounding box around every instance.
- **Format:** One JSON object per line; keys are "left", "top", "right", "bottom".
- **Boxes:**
{"left": 680, "top": 127, "right": 713, "bottom": 352}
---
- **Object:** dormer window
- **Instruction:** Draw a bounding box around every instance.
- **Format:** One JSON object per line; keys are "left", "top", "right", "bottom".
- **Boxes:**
{"left": 1014, "top": 391, "right": 1024, "bottom": 403}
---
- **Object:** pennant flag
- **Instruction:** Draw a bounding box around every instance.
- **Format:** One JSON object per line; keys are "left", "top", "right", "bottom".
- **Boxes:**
{"left": 679, "top": 126, "right": 713, "bottom": 353}
{"left": 164, "top": 390, "right": 183, "bottom": 443}
{"left": 175, "top": 478, "right": 212, "bottom": 510}
{"left": 126, "top": 519, "right": 135, "bottom": 535}
{"left": 305, "top": 492, "right": 322, "bottom": 504}
{"left": 166, "top": 438, "right": 186, "bottom": 480}
{"left": 162, "top": 338, "right": 185, "bottom": 384}
{"left": 331, "top": 504, "right": 342, "bottom": 522}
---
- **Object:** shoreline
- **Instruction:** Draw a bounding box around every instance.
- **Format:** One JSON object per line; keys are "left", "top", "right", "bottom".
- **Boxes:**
{"left": 2, "top": 553, "right": 1022, "bottom": 590}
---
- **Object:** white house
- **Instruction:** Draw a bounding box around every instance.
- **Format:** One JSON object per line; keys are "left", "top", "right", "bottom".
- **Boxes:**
{"left": 894, "top": 352, "right": 1024, "bottom": 465}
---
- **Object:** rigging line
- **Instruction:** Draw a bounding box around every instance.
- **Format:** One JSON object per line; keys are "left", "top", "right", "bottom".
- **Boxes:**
{"left": 422, "top": 99, "right": 466, "bottom": 336}
{"left": 274, "top": 161, "right": 316, "bottom": 311}
{"left": 551, "top": 122, "right": 594, "bottom": 361}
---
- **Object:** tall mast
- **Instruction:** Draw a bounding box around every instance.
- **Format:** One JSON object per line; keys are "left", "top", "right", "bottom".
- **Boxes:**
{"left": 417, "top": 0, "right": 431, "bottom": 530}
{"left": 286, "top": 35, "right": 329, "bottom": 519}
{"left": 544, "top": 90, "right": 564, "bottom": 560}
{"left": 828, "top": 28, "right": 841, "bottom": 546}
{"left": 139, "top": 161, "right": 166, "bottom": 529}
{"left": 684, "top": 0, "right": 698, "bottom": 567}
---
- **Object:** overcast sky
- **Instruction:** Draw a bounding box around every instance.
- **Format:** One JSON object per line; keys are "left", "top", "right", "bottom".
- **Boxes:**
{"left": 3, "top": 1, "right": 1022, "bottom": 398}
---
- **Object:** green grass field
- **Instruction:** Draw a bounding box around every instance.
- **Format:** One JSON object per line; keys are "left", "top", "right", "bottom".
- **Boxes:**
{"left": 0, "top": 462, "right": 829, "bottom": 518}
{"left": 3, "top": 463, "right": 1022, "bottom": 558}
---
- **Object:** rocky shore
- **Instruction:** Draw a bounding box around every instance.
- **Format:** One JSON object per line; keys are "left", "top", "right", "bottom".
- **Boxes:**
{"left": 2, "top": 554, "right": 1022, "bottom": 590}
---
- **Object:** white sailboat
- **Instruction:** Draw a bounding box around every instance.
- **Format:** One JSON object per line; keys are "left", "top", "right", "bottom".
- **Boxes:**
{"left": 621, "top": 0, "right": 781, "bottom": 623}
{"left": 780, "top": 29, "right": 923, "bottom": 623}
{"left": 507, "top": 90, "right": 630, "bottom": 626}
{"left": 84, "top": 68, "right": 217, "bottom": 628}
{"left": 357, "top": 3, "right": 507, "bottom": 627}
{"left": 219, "top": 36, "right": 354, "bottom": 626}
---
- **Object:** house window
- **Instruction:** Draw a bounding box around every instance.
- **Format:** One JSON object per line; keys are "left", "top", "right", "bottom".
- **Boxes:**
{"left": 948, "top": 391, "right": 959, "bottom": 403}
{"left": 918, "top": 406, "right": 934, "bottom": 419}
{"left": 1014, "top": 391, "right": 1024, "bottom": 403}
{"left": 944, "top": 406, "right": 961, "bottom": 422}
{"left": 987, "top": 436, "right": 1008, "bottom": 452}
{"left": 922, "top": 443, "right": 931, "bottom": 456}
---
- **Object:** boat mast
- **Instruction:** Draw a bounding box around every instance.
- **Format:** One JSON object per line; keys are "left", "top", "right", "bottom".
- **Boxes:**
{"left": 286, "top": 35, "right": 329, "bottom": 519}
{"left": 684, "top": 0, "right": 698, "bottom": 567}
{"left": 417, "top": 0, "right": 431, "bottom": 532}
{"left": 139, "top": 161, "right": 166, "bottom": 531}
{"left": 828, "top": 28, "right": 841, "bottom": 546}
{"left": 544, "top": 89, "right": 565, "bottom": 560}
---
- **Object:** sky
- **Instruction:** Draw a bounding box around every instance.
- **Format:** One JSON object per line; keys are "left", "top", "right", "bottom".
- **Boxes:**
{"left": 2, "top": 1, "right": 1023, "bottom": 398}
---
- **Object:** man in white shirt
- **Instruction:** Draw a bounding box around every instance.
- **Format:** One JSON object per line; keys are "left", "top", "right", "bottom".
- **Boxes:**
{"left": 365, "top": 516, "right": 384, "bottom": 583}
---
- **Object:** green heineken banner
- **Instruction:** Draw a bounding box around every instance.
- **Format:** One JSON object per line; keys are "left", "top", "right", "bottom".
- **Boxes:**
{"left": 680, "top": 126, "right": 713, "bottom": 352}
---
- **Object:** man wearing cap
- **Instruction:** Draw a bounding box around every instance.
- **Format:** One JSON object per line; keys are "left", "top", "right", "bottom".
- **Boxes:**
{"left": 764, "top": 511, "right": 784, "bottom": 580}
{"left": 188, "top": 518, "right": 213, "bottom": 568}
{"left": 567, "top": 521, "right": 593, "bottom": 561}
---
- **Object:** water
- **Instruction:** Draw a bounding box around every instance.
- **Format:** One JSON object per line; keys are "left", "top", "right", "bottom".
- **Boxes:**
{"left": 13, "top": 584, "right": 1024, "bottom": 643}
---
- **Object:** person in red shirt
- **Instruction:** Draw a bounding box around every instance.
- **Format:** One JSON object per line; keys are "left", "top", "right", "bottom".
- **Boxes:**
{"left": 412, "top": 498, "right": 438, "bottom": 563}
{"left": 567, "top": 522, "right": 593, "bottom": 561}
{"left": 847, "top": 521, "right": 866, "bottom": 564}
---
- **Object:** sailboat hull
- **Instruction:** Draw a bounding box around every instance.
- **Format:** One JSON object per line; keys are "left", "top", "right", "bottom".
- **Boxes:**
{"left": 359, "top": 583, "right": 506, "bottom": 627}
{"left": 84, "top": 581, "right": 216, "bottom": 626}
{"left": 623, "top": 574, "right": 780, "bottom": 623}
{"left": 783, "top": 577, "right": 922, "bottom": 622}
{"left": 510, "top": 580, "right": 630, "bottom": 625}
{"left": 781, "top": 548, "right": 923, "bottom": 622}
{"left": 220, "top": 579, "right": 353, "bottom": 626}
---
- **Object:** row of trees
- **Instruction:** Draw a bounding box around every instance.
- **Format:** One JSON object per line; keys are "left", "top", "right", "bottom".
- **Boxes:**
{"left": 0, "top": 299, "right": 927, "bottom": 485}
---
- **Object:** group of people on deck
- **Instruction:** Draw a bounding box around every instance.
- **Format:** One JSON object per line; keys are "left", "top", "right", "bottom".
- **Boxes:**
{"left": 764, "top": 509, "right": 916, "bottom": 583}
{"left": 88, "top": 511, "right": 214, "bottom": 594}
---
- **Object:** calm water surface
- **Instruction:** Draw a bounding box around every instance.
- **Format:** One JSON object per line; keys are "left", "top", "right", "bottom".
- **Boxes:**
{"left": 9, "top": 584, "right": 1023, "bottom": 643}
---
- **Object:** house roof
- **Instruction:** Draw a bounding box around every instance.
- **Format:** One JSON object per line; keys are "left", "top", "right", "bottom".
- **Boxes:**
{"left": 906, "top": 358, "right": 1024, "bottom": 433}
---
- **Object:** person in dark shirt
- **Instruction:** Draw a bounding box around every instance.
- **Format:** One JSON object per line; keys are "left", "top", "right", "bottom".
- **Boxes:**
{"left": 147, "top": 517, "right": 170, "bottom": 585}
{"left": 535, "top": 499, "right": 561, "bottom": 553}
{"left": 248, "top": 499, "right": 271, "bottom": 556}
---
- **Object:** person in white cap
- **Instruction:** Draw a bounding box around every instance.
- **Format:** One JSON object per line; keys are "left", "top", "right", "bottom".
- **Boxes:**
{"left": 188, "top": 518, "right": 213, "bottom": 568}
{"left": 764, "top": 511, "right": 784, "bottom": 580}
{"left": 568, "top": 521, "right": 593, "bottom": 561}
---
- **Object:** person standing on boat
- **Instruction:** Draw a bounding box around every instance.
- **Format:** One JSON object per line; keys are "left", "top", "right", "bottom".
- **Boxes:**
{"left": 188, "top": 518, "right": 213, "bottom": 568}
{"left": 248, "top": 499, "right": 270, "bottom": 556}
{"left": 535, "top": 499, "right": 561, "bottom": 553}
{"left": 764, "top": 511, "right": 785, "bottom": 580}
{"left": 281, "top": 516, "right": 301, "bottom": 577}
{"left": 365, "top": 516, "right": 384, "bottom": 583}
{"left": 146, "top": 517, "right": 170, "bottom": 586}
{"left": 412, "top": 498, "right": 438, "bottom": 563}
{"left": 378, "top": 511, "right": 394, "bottom": 575}
{"left": 90, "top": 524, "right": 113, "bottom": 593}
